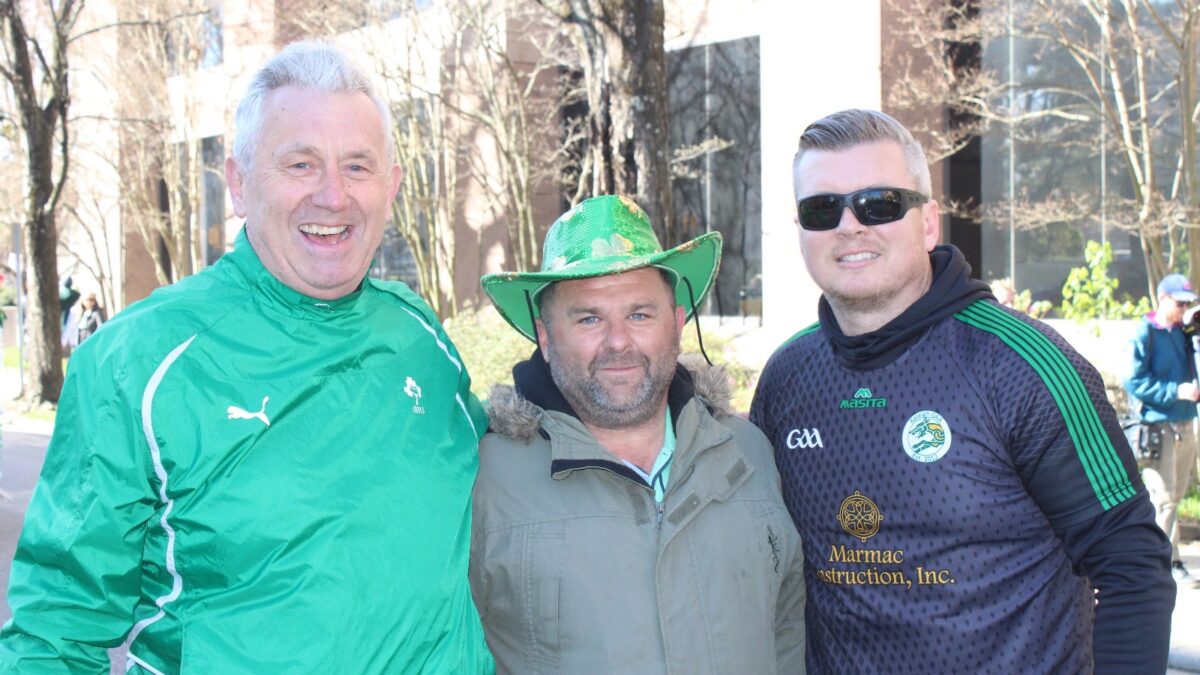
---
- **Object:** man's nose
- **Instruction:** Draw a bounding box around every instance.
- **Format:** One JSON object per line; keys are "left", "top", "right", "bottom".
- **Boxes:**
{"left": 836, "top": 205, "right": 867, "bottom": 233}
{"left": 604, "top": 320, "right": 633, "bottom": 351}
{"left": 311, "top": 170, "right": 350, "bottom": 210}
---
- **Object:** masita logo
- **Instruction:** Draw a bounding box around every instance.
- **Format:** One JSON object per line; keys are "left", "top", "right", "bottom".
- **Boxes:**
{"left": 840, "top": 387, "right": 887, "bottom": 410}
{"left": 786, "top": 427, "right": 823, "bottom": 449}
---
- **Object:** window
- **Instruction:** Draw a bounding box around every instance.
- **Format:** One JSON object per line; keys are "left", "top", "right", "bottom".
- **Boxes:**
{"left": 667, "top": 36, "right": 762, "bottom": 320}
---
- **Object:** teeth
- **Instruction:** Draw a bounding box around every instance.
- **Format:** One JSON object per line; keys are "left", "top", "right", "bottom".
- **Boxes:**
{"left": 839, "top": 252, "right": 879, "bottom": 262}
{"left": 300, "top": 224, "right": 347, "bottom": 236}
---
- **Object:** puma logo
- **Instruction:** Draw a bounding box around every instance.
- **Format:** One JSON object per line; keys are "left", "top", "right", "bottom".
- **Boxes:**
{"left": 227, "top": 396, "right": 271, "bottom": 427}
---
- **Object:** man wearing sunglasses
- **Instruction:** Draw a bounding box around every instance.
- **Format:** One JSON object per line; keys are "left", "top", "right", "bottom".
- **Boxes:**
{"left": 751, "top": 109, "right": 1174, "bottom": 673}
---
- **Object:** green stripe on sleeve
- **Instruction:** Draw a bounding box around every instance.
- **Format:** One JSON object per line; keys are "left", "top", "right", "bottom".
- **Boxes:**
{"left": 954, "top": 302, "right": 1136, "bottom": 509}
{"left": 776, "top": 322, "right": 820, "bottom": 353}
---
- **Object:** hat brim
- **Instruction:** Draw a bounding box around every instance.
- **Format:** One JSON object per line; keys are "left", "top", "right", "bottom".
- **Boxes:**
{"left": 481, "top": 231, "right": 723, "bottom": 342}
{"left": 1171, "top": 291, "right": 1200, "bottom": 303}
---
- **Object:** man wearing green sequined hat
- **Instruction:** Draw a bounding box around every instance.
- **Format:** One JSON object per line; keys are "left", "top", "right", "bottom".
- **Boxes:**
{"left": 471, "top": 194, "right": 807, "bottom": 673}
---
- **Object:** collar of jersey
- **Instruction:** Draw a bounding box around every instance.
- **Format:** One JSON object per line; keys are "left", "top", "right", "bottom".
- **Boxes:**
{"left": 227, "top": 226, "right": 365, "bottom": 316}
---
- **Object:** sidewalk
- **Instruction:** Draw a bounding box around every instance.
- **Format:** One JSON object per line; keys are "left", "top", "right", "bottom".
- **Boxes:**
{"left": 0, "top": 365, "right": 55, "bottom": 436}
{"left": 1171, "top": 542, "right": 1200, "bottom": 673}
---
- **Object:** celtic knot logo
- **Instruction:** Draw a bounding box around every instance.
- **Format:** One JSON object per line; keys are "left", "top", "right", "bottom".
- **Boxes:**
{"left": 837, "top": 491, "right": 883, "bottom": 542}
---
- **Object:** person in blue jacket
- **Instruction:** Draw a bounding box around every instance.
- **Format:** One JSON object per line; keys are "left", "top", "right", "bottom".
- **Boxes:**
{"left": 1127, "top": 272, "right": 1200, "bottom": 587}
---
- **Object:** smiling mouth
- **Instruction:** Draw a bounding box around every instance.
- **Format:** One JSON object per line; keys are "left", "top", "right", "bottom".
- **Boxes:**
{"left": 838, "top": 251, "right": 880, "bottom": 263}
{"left": 300, "top": 223, "right": 350, "bottom": 245}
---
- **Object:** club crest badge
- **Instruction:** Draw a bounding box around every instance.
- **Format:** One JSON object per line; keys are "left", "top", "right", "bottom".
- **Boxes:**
{"left": 902, "top": 410, "right": 952, "bottom": 463}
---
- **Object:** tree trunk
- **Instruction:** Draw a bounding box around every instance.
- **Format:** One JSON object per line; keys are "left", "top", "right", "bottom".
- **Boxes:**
{"left": 2, "top": 0, "right": 78, "bottom": 404}
{"left": 22, "top": 209, "right": 63, "bottom": 403}
{"left": 542, "top": 0, "right": 674, "bottom": 242}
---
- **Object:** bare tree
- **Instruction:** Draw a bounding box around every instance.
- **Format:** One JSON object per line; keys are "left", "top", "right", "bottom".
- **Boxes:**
{"left": 535, "top": 0, "right": 675, "bottom": 243}
{"left": 114, "top": 0, "right": 218, "bottom": 287}
{"left": 60, "top": 188, "right": 117, "bottom": 312}
{"left": 886, "top": 0, "right": 1200, "bottom": 298}
{"left": 0, "top": 0, "right": 85, "bottom": 404}
{"left": 284, "top": 0, "right": 574, "bottom": 318}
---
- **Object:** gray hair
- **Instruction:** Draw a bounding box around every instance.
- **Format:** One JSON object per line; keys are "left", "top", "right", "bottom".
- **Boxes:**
{"left": 793, "top": 109, "right": 931, "bottom": 197}
{"left": 232, "top": 41, "right": 395, "bottom": 168}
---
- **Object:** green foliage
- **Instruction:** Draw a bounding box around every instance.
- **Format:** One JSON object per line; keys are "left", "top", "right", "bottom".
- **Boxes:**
{"left": 1013, "top": 289, "right": 1053, "bottom": 319}
{"left": 1182, "top": 483, "right": 1200, "bottom": 523}
{"left": 1060, "top": 240, "right": 1152, "bottom": 321}
{"left": 0, "top": 286, "right": 15, "bottom": 306}
{"left": 444, "top": 306, "right": 534, "bottom": 401}
{"left": 444, "top": 306, "right": 759, "bottom": 411}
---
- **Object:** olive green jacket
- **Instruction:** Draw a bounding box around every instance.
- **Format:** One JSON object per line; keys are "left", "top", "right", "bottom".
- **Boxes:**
{"left": 470, "top": 358, "right": 805, "bottom": 674}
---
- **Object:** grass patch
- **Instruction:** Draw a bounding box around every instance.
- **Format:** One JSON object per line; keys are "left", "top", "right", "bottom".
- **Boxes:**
{"left": 2, "top": 346, "right": 16, "bottom": 369}
{"left": 1181, "top": 483, "right": 1200, "bottom": 523}
{"left": 444, "top": 306, "right": 759, "bottom": 411}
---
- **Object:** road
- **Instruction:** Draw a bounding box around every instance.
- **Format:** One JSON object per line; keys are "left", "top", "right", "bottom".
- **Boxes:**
{"left": 0, "top": 428, "right": 49, "bottom": 624}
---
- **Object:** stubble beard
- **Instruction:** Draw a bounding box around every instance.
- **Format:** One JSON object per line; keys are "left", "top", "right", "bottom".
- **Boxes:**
{"left": 546, "top": 340, "right": 679, "bottom": 430}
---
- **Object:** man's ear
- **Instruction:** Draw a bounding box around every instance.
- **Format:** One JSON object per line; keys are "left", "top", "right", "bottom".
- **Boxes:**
{"left": 388, "top": 164, "right": 403, "bottom": 202}
{"left": 675, "top": 305, "right": 686, "bottom": 338}
{"left": 923, "top": 199, "right": 941, "bottom": 251}
{"left": 535, "top": 318, "right": 550, "bottom": 356}
{"left": 226, "top": 157, "right": 248, "bottom": 219}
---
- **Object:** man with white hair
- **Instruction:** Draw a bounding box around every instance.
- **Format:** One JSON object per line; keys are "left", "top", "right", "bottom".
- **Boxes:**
{"left": 0, "top": 42, "right": 491, "bottom": 672}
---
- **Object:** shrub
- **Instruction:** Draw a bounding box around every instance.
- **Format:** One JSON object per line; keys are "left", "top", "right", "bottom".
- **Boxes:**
{"left": 1060, "top": 240, "right": 1152, "bottom": 321}
{"left": 1182, "top": 483, "right": 1200, "bottom": 524}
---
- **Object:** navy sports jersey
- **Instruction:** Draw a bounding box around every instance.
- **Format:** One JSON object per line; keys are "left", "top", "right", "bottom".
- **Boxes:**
{"left": 751, "top": 247, "right": 1174, "bottom": 674}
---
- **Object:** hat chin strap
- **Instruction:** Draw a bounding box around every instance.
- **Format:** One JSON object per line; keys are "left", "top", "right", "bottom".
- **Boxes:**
{"left": 683, "top": 277, "right": 714, "bottom": 367}
{"left": 524, "top": 289, "right": 538, "bottom": 344}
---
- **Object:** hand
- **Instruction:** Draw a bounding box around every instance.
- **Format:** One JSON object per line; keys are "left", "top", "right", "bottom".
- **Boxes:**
{"left": 1185, "top": 304, "right": 1200, "bottom": 326}
{"left": 1178, "top": 382, "right": 1200, "bottom": 401}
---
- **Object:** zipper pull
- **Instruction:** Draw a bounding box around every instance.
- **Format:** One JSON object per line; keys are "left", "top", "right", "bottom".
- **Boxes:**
{"left": 656, "top": 501, "right": 665, "bottom": 526}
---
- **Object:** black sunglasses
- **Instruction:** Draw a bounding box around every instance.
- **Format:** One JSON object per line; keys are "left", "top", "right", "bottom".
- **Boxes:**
{"left": 796, "top": 188, "right": 928, "bottom": 231}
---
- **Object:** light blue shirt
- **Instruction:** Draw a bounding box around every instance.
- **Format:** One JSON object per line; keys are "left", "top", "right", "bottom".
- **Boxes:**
{"left": 621, "top": 408, "right": 675, "bottom": 503}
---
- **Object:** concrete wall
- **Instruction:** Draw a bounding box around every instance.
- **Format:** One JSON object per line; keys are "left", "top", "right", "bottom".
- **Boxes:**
{"left": 759, "top": 1, "right": 882, "bottom": 344}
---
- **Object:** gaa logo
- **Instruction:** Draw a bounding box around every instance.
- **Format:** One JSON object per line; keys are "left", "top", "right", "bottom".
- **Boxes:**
{"left": 786, "top": 427, "right": 823, "bottom": 449}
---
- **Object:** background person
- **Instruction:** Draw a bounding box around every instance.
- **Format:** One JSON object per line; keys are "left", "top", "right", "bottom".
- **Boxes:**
{"left": 751, "top": 108, "right": 1174, "bottom": 673}
{"left": 473, "top": 195, "right": 806, "bottom": 674}
{"left": 74, "top": 292, "right": 105, "bottom": 345}
{"left": 1127, "top": 272, "right": 1200, "bottom": 586}
{"left": 0, "top": 42, "right": 491, "bottom": 672}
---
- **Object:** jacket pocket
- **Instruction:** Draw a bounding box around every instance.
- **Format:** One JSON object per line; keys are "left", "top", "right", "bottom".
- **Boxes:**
{"left": 521, "top": 521, "right": 563, "bottom": 673}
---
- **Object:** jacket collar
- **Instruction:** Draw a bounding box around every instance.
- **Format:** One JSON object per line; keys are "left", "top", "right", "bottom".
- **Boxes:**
{"left": 224, "top": 226, "right": 367, "bottom": 318}
{"left": 487, "top": 355, "right": 744, "bottom": 511}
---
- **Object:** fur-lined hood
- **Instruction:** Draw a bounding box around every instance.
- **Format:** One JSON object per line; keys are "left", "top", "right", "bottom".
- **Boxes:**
{"left": 486, "top": 353, "right": 736, "bottom": 442}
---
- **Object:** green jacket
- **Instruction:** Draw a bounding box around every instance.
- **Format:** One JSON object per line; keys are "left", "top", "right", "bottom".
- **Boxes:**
{"left": 470, "top": 356, "right": 806, "bottom": 674}
{"left": 0, "top": 231, "right": 493, "bottom": 673}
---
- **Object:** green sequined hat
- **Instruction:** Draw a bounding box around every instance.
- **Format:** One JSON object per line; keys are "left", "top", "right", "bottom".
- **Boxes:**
{"left": 481, "top": 194, "right": 723, "bottom": 342}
